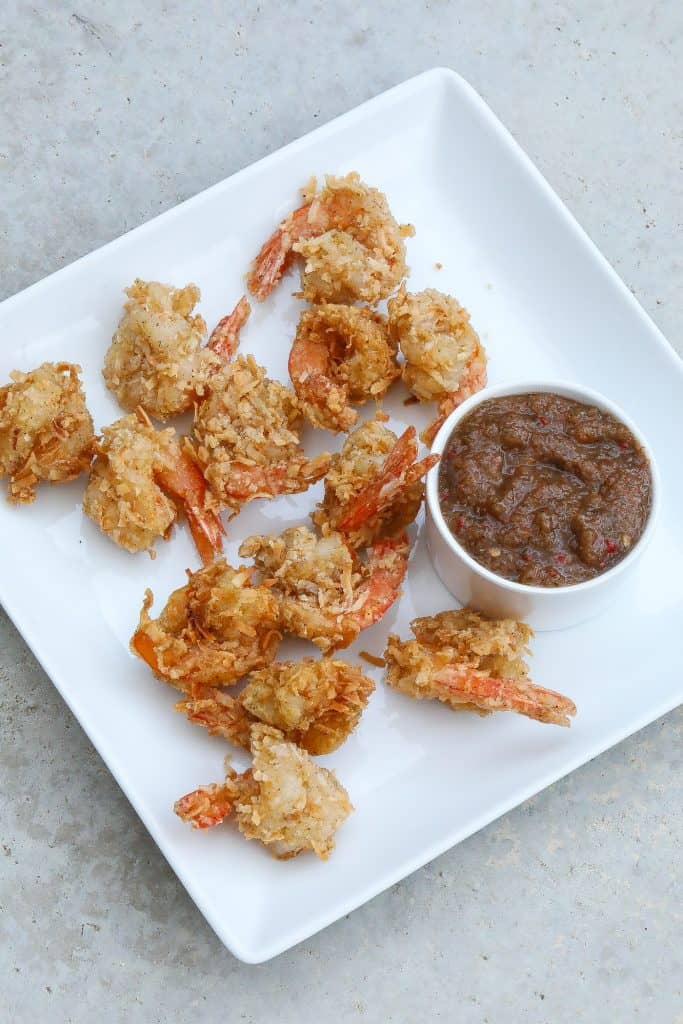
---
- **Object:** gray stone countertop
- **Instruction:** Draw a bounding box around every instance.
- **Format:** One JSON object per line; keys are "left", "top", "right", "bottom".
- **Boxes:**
{"left": 1, "top": 2, "right": 681, "bottom": 1020}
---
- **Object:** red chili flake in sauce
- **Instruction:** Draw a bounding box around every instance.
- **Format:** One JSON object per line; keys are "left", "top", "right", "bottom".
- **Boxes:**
{"left": 605, "top": 539, "right": 618, "bottom": 554}
{"left": 538, "top": 416, "right": 549, "bottom": 425}
{"left": 556, "top": 553, "right": 568, "bottom": 563}
{"left": 455, "top": 517, "right": 464, "bottom": 530}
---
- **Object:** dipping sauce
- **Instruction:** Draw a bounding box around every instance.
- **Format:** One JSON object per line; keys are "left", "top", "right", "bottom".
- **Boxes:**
{"left": 438, "top": 392, "right": 652, "bottom": 587}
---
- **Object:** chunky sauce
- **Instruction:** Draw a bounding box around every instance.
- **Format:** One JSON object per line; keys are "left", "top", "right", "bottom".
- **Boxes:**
{"left": 438, "top": 393, "right": 652, "bottom": 587}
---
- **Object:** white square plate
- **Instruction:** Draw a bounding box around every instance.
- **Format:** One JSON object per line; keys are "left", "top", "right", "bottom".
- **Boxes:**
{"left": 1, "top": 68, "right": 681, "bottom": 963}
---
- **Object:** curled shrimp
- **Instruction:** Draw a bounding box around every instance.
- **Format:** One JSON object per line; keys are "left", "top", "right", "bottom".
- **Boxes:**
{"left": 247, "top": 173, "right": 414, "bottom": 304}
{"left": 83, "top": 409, "right": 223, "bottom": 563}
{"left": 384, "top": 609, "right": 576, "bottom": 727}
{"left": 177, "top": 656, "right": 374, "bottom": 755}
{"left": 388, "top": 286, "right": 487, "bottom": 445}
{"left": 313, "top": 419, "right": 439, "bottom": 548}
{"left": 131, "top": 559, "right": 281, "bottom": 695}
{"left": 193, "top": 353, "right": 330, "bottom": 513}
{"left": 288, "top": 304, "right": 399, "bottom": 432}
{"left": 0, "top": 361, "right": 95, "bottom": 504}
{"left": 174, "top": 724, "right": 353, "bottom": 859}
{"left": 239, "top": 525, "right": 409, "bottom": 653}
{"left": 103, "top": 282, "right": 248, "bottom": 421}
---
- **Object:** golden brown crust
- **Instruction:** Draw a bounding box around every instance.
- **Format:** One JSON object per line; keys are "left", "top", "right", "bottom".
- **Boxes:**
{"left": 193, "top": 354, "right": 330, "bottom": 510}
{"left": 178, "top": 657, "right": 374, "bottom": 755}
{"left": 289, "top": 305, "right": 399, "bottom": 432}
{"left": 384, "top": 609, "right": 576, "bottom": 726}
{"left": 387, "top": 286, "right": 487, "bottom": 443}
{"left": 131, "top": 560, "right": 281, "bottom": 693}
{"left": 239, "top": 526, "right": 408, "bottom": 653}
{"left": 103, "top": 280, "right": 217, "bottom": 420}
{"left": 83, "top": 413, "right": 179, "bottom": 553}
{"left": 293, "top": 174, "right": 413, "bottom": 304}
{"left": 174, "top": 724, "right": 353, "bottom": 859}
{"left": 0, "top": 362, "right": 94, "bottom": 503}
{"left": 312, "top": 418, "right": 436, "bottom": 548}
{"left": 247, "top": 172, "right": 413, "bottom": 304}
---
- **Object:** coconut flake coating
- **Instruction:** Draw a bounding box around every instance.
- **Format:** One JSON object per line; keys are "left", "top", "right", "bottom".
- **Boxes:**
{"left": 0, "top": 361, "right": 94, "bottom": 503}
{"left": 103, "top": 279, "right": 218, "bottom": 420}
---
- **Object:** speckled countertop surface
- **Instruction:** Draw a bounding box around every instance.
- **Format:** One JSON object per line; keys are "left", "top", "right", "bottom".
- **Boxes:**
{"left": 1, "top": 2, "right": 681, "bottom": 1020}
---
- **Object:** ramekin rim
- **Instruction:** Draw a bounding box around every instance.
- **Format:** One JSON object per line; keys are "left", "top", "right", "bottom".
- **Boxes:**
{"left": 425, "top": 379, "right": 661, "bottom": 597}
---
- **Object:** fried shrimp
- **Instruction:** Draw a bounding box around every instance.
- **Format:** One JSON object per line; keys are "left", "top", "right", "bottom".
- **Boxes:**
{"left": 193, "top": 353, "right": 330, "bottom": 512}
{"left": 103, "top": 279, "right": 210, "bottom": 419}
{"left": 388, "top": 286, "right": 487, "bottom": 445}
{"left": 82, "top": 410, "right": 223, "bottom": 562}
{"left": 174, "top": 724, "right": 353, "bottom": 859}
{"left": 247, "top": 173, "right": 414, "bottom": 304}
{"left": 288, "top": 304, "right": 399, "bottom": 432}
{"left": 0, "top": 362, "right": 94, "bottom": 503}
{"left": 313, "top": 419, "right": 439, "bottom": 548}
{"left": 131, "top": 560, "right": 281, "bottom": 695}
{"left": 103, "top": 280, "right": 240, "bottom": 420}
{"left": 178, "top": 657, "right": 374, "bottom": 755}
{"left": 384, "top": 609, "right": 576, "bottom": 726}
{"left": 239, "top": 526, "right": 408, "bottom": 652}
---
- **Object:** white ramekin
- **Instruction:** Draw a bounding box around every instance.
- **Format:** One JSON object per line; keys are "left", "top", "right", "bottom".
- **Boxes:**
{"left": 425, "top": 380, "right": 660, "bottom": 631}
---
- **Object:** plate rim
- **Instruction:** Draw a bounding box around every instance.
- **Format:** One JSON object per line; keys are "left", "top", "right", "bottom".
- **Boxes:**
{"left": 1, "top": 66, "right": 681, "bottom": 963}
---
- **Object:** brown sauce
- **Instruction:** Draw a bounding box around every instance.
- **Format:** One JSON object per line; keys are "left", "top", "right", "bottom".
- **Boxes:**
{"left": 438, "top": 392, "right": 652, "bottom": 587}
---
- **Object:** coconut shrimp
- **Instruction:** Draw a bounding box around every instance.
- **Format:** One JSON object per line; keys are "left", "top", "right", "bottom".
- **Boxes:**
{"left": 288, "top": 304, "right": 399, "bottom": 433}
{"left": 131, "top": 560, "right": 281, "bottom": 695}
{"left": 103, "top": 281, "right": 248, "bottom": 421}
{"left": 82, "top": 410, "right": 223, "bottom": 562}
{"left": 313, "top": 419, "right": 439, "bottom": 548}
{"left": 384, "top": 609, "right": 576, "bottom": 726}
{"left": 174, "top": 724, "right": 353, "bottom": 859}
{"left": 0, "top": 362, "right": 94, "bottom": 504}
{"left": 247, "top": 173, "right": 414, "bottom": 305}
{"left": 239, "top": 526, "right": 408, "bottom": 653}
{"left": 193, "top": 353, "right": 330, "bottom": 513}
{"left": 178, "top": 657, "right": 374, "bottom": 755}
{"left": 388, "top": 286, "right": 487, "bottom": 445}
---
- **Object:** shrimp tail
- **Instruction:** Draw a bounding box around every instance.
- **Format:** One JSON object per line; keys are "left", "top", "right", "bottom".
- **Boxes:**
{"left": 155, "top": 446, "right": 224, "bottom": 565}
{"left": 221, "top": 453, "right": 331, "bottom": 506}
{"left": 174, "top": 782, "right": 236, "bottom": 829}
{"left": 208, "top": 295, "right": 251, "bottom": 361}
{"left": 434, "top": 667, "right": 577, "bottom": 727}
{"left": 352, "top": 533, "right": 409, "bottom": 630}
{"left": 247, "top": 203, "right": 314, "bottom": 301}
{"left": 338, "top": 428, "right": 439, "bottom": 532}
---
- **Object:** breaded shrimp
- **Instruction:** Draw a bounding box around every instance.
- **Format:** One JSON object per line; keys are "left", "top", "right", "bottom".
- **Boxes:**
{"left": 247, "top": 173, "right": 414, "bottom": 304}
{"left": 177, "top": 657, "right": 374, "bottom": 755}
{"left": 103, "top": 280, "right": 236, "bottom": 420}
{"left": 0, "top": 362, "right": 94, "bottom": 503}
{"left": 131, "top": 559, "right": 281, "bottom": 695}
{"left": 388, "top": 286, "right": 487, "bottom": 445}
{"left": 384, "top": 609, "right": 576, "bottom": 726}
{"left": 193, "top": 353, "right": 330, "bottom": 512}
{"left": 239, "top": 525, "right": 408, "bottom": 653}
{"left": 174, "top": 724, "right": 353, "bottom": 859}
{"left": 313, "top": 419, "right": 439, "bottom": 548}
{"left": 288, "top": 304, "right": 399, "bottom": 432}
{"left": 82, "top": 410, "right": 223, "bottom": 562}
